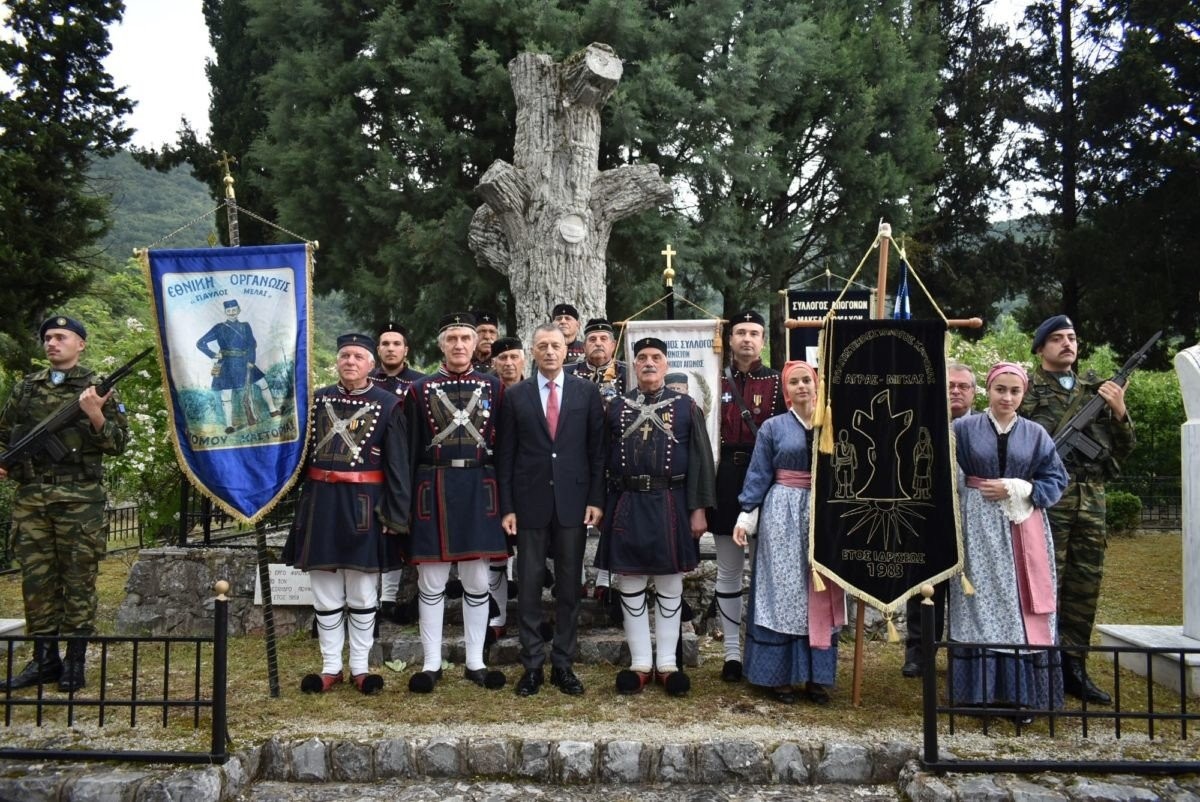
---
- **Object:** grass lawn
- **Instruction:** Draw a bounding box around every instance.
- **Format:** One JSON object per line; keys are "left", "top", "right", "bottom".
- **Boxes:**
{"left": 0, "top": 530, "right": 1187, "bottom": 755}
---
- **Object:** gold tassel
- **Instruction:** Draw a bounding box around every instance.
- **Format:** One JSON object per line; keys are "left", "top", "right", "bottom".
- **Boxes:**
{"left": 886, "top": 613, "right": 900, "bottom": 643}
{"left": 812, "top": 568, "right": 826, "bottom": 593}
{"left": 961, "top": 573, "right": 975, "bottom": 596}
{"left": 818, "top": 398, "right": 834, "bottom": 454}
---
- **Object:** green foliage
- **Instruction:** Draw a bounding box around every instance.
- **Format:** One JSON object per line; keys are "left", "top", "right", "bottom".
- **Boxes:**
{"left": 0, "top": 0, "right": 133, "bottom": 369}
{"left": 91, "top": 152, "right": 216, "bottom": 257}
{"left": 1105, "top": 490, "right": 1143, "bottom": 535}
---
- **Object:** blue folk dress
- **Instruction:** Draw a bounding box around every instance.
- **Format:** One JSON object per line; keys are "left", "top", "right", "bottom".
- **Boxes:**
{"left": 738, "top": 411, "right": 838, "bottom": 688}
{"left": 948, "top": 412, "right": 1068, "bottom": 711}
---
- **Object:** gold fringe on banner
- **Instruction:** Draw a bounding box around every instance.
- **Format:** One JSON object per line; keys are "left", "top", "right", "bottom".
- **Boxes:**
{"left": 812, "top": 568, "right": 827, "bottom": 593}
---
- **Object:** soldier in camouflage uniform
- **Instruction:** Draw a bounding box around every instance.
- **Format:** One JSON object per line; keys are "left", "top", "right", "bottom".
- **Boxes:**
{"left": 1020, "top": 315, "right": 1135, "bottom": 705}
{"left": 0, "top": 316, "right": 129, "bottom": 692}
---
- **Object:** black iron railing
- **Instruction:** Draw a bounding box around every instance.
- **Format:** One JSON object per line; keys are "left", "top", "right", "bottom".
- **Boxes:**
{"left": 918, "top": 599, "right": 1199, "bottom": 773}
{"left": 0, "top": 587, "right": 230, "bottom": 765}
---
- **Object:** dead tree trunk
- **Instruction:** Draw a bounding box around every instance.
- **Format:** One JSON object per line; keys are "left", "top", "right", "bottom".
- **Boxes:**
{"left": 468, "top": 43, "right": 672, "bottom": 347}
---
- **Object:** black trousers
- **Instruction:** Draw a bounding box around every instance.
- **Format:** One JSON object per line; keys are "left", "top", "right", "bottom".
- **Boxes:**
{"left": 516, "top": 517, "right": 585, "bottom": 671}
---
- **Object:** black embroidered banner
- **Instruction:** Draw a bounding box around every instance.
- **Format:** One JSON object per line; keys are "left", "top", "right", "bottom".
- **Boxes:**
{"left": 810, "top": 319, "right": 961, "bottom": 612}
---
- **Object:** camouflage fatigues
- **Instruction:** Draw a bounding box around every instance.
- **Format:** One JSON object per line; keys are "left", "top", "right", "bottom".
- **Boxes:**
{"left": 0, "top": 365, "right": 129, "bottom": 636}
{"left": 1020, "top": 366, "right": 1135, "bottom": 653}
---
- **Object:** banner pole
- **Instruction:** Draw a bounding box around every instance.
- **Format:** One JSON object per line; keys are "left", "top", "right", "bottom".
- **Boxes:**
{"left": 850, "top": 221, "right": 893, "bottom": 708}
{"left": 218, "top": 151, "right": 281, "bottom": 698}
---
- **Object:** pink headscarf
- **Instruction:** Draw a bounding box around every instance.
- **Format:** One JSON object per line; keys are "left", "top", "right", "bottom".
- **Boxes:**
{"left": 986, "top": 361, "right": 1028, "bottom": 391}
{"left": 781, "top": 360, "right": 817, "bottom": 410}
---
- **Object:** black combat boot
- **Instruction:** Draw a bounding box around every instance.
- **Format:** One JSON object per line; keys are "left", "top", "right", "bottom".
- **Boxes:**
{"left": 3, "top": 639, "right": 62, "bottom": 690}
{"left": 1062, "top": 653, "right": 1111, "bottom": 705}
{"left": 58, "top": 638, "right": 88, "bottom": 693}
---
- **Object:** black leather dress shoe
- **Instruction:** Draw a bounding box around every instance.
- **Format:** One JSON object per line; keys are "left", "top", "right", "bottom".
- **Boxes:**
{"left": 901, "top": 660, "right": 922, "bottom": 678}
{"left": 550, "top": 666, "right": 585, "bottom": 695}
{"left": 515, "top": 668, "right": 544, "bottom": 697}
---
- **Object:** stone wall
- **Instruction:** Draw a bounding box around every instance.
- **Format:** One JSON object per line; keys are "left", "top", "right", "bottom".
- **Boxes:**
{"left": 116, "top": 547, "right": 313, "bottom": 637}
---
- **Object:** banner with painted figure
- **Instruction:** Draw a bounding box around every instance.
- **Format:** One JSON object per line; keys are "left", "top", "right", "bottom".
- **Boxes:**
{"left": 142, "top": 244, "right": 313, "bottom": 522}
{"left": 809, "top": 319, "right": 961, "bottom": 612}
{"left": 622, "top": 319, "right": 723, "bottom": 464}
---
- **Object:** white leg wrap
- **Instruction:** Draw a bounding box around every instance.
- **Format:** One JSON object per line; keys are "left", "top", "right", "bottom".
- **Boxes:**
{"left": 380, "top": 570, "right": 401, "bottom": 604}
{"left": 595, "top": 568, "right": 611, "bottom": 589}
{"left": 488, "top": 557, "right": 508, "bottom": 627}
{"left": 344, "top": 569, "right": 378, "bottom": 676}
{"left": 417, "top": 563, "right": 451, "bottom": 672}
{"left": 309, "top": 571, "right": 347, "bottom": 675}
{"left": 255, "top": 377, "right": 279, "bottom": 412}
{"left": 618, "top": 574, "right": 652, "bottom": 672}
{"left": 715, "top": 535, "right": 747, "bottom": 661}
{"left": 220, "top": 390, "right": 234, "bottom": 429}
{"left": 458, "top": 559, "right": 491, "bottom": 671}
{"left": 653, "top": 574, "right": 684, "bottom": 672}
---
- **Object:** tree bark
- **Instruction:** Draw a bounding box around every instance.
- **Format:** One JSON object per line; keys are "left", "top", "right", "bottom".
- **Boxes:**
{"left": 468, "top": 43, "right": 672, "bottom": 347}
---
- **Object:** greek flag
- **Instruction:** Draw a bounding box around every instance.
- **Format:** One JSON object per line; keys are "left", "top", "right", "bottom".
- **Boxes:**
{"left": 142, "top": 244, "right": 314, "bottom": 523}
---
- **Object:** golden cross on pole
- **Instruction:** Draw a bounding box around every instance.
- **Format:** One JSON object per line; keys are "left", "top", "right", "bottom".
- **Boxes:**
{"left": 661, "top": 244, "right": 676, "bottom": 288}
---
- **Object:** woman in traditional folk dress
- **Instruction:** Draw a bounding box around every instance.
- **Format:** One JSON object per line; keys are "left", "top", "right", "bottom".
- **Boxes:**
{"left": 734, "top": 361, "right": 845, "bottom": 705}
{"left": 948, "top": 362, "right": 1068, "bottom": 718}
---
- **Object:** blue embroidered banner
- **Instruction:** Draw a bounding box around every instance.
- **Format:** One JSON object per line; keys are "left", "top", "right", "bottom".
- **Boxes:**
{"left": 142, "top": 244, "right": 313, "bottom": 522}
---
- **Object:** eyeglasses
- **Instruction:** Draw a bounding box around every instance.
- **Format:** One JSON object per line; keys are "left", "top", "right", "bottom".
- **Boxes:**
{"left": 948, "top": 382, "right": 975, "bottom": 391}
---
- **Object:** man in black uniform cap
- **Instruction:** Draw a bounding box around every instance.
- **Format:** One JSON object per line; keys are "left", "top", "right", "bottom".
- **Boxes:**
{"left": 370, "top": 322, "right": 424, "bottom": 398}
{"left": 565, "top": 318, "right": 627, "bottom": 405}
{"left": 552, "top": 303, "right": 585, "bottom": 365}
{"left": 472, "top": 311, "right": 501, "bottom": 373}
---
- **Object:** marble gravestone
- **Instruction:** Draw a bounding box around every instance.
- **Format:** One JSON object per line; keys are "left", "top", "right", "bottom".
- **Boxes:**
{"left": 1097, "top": 343, "right": 1200, "bottom": 696}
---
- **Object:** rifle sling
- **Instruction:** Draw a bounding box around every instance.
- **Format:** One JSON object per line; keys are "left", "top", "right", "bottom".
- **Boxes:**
{"left": 724, "top": 366, "right": 759, "bottom": 438}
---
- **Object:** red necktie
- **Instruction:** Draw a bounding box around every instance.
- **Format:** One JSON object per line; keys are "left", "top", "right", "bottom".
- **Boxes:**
{"left": 546, "top": 380, "right": 560, "bottom": 439}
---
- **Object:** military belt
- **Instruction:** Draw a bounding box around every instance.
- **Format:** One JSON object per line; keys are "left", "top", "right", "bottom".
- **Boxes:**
{"left": 306, "top": 467, "right": 384, "bottom": 484}
{"left": 617, "top": 474, "right": 686, "bottom": 492}
{"left": 27, "top": 472, "right": 96, "bottom": 486}
{"left": 220, "top": 349, "right": 248, "bottom": 357}
{"left": 420, "top": 458, "right": 490, "bottom": 469}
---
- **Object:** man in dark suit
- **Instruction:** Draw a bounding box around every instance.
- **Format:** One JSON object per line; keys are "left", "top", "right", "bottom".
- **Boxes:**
{"left": 498, "top": 323, "right": 606, "bottom": 696}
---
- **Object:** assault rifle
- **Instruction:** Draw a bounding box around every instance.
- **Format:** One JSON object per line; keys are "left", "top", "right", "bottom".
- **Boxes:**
{"left": 1054, "top": 331, "right": 1161, "bottom": 462}
{"left": 0, "top": 347, "right": 154, "bottom": 471}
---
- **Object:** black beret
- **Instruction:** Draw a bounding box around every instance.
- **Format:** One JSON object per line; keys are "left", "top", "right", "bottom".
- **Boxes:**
{"left": 39, "top": 316, "right": 87, "bottom": 340}
{"left": 336, "top": 332, "right": 375, "bottom": 353}
{"left": 732, "top": 309, "right": 766, "bottom": 328}
{"left": 633, "top": 337, "right": 668, "bottom": 356}
{"left": 376, "top": 321, "right": 410, "bottom": 342}
{"left": 551, "top": 303, "right": 579, "bottom": 321}
{"left": 1031, "top": 315, "right": 1074, "bottom": 353}
{"left": 491, "top": 337, "right": 522, "bottom": 357}
{"left": 665, "top": 372, "right": 688, "bottom": 384}
{"left": 438, "top": 312, "right": 477, "bottom": 332}
{"left": 584, "top": 318, "right": 614, "bottom": 336}
{"left": 473, "top": 310, "right": 499, "bottom": 327}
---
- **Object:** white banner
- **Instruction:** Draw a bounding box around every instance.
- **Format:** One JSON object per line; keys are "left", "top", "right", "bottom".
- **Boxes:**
{"left": 623, "top": 319, "right": 724, "bottom": 465}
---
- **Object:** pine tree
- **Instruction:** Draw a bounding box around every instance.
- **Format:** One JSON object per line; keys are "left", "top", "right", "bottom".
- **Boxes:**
{"left": 0, "top": 0, "right": 133, "bottom": 368}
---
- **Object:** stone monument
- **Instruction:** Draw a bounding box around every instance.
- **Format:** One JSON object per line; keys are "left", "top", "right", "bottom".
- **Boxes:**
{"left": 468, "top": 43, "right": 672, "bottom": 346}
{"left": 1096, "top": 343, "right": 1200, "bottom": 696}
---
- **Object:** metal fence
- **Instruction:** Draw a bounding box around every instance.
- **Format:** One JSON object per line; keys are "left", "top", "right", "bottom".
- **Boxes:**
{"left": 173, "top": 479, "right": 298, "bottom": 547}
{"left": 0, "top": 590, "right": 229, "bottom": 765}
{"left": 1108, "top": 476, "right": 1183, "bottom": 530}
{"left": 916, "top": 601, "right": 1200, "bottom": 773}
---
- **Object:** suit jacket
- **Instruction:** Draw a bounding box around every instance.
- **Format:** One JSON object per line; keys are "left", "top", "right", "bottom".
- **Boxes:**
{"left": 497, "top": 371, "right": 606, "bottom": 528}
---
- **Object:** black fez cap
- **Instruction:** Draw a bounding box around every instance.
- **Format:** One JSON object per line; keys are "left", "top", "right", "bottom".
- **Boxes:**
{"left": 665, "top": 372, "right": 688, "bottom": 384}
{"left": 1031, "top": 315, "right": 1074, "bottom": 353}
{"left": 337, "top": 332, "right": 375, "bottom": 353}
{"left": 633, "top": 336, "right": 668, "bottom": 356}
{"left": 377, "top": 321, "right": 409, "bottom": 342}
{"left": 473, "top": 310, "right": 499, "bottom": 327}
{"left": 39, "top": 315, "right": 87, "bottom": 341}
{"left": 491, "top": 336, "right": 522, "bottom": 357}
{"left": 551, "top": 303, "right": 579, "bottom": 321}
{"left": 584, "top": 318, "right": 614, "bottom": 336}
{"left": 438, "top": 312, "right": 477, "bottom": 332}
{"left": 732, "top": 309, "right": 766, "bottom": 328}
{"left": 223, "top": 299, "right": 240, "bottom": 310}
